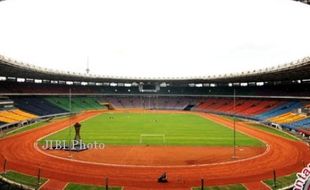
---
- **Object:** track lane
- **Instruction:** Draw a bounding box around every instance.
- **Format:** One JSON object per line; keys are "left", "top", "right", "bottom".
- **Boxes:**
{"left": 0, "top": 110, "right": 309, "bottom": 189}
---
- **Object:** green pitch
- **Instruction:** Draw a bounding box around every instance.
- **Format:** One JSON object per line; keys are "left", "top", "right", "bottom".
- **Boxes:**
{"left": 41, "top": 112, "right": 263, "bottom": 146}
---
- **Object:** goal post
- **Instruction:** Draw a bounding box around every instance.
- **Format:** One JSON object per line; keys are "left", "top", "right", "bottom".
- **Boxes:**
{"left": 139, "top": 134, "right": 166, "bottom": 144}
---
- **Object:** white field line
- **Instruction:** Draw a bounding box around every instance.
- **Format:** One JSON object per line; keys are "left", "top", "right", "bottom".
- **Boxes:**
{"left": 62, "top": 182, "right": 69, "bottom": 190}
{"left": 38, "top": 179, "right": 49, "bottom": 190}
{"left": 260, "top": 180, "right": 273, "bottom": 190}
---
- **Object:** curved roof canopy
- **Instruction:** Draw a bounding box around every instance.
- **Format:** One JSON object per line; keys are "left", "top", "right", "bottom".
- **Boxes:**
{"left": 0, "top": 55, "right": 310, "bottom": 83}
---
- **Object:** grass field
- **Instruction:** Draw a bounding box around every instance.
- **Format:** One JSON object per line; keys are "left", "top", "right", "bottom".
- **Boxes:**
{"left": 248, "top": 124, "right": 299, "bottom": 141}
{"left": 65, "top": 183, "right": 122, "bottom": 190}
{"left": 192, "top": 184, "right": 246, "bottom": 190}
{"left": 1, "top": 115, "right": 70, "bottom": 138}
{"left": 41, "top": 112, "right": 264, "bottom": 146}
{"left": 263, "top": 173, "right": 297, "bottom": 190}
{"left": 4, "top": 121, "right": 45, "bottom": 137}
{"left": 224, "top": 117, "right": 298, "bottom": 141}
{"left": 0, "top": 171, "right": 47, "bottom": 188}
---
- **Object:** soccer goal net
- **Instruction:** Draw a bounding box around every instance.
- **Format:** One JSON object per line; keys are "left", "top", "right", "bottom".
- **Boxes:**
{"left": 139, "top": 134, "right": 166, "bottom": 145}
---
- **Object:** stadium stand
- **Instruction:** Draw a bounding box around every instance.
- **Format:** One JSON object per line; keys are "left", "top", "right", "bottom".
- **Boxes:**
{"left": 254, "top": 101, "right": 302, "bottom": 121}
{"left": 282, "top": 118, "right": 310, "bottom": 129}
{"left": 0, "top": 109, "right": 37, "bottom": 123}
{"left": 12, "top": 97, "right": 67, "bottom": 116}
{"left": 0, "top": 114, "right": 16, "bottom": 123}
{"left": 238, "top": 99, "right": 285, "bottom": 116}
{"left": 2, "top": 94, "right": 309, "bottom": 135}
{"left": 268, "top": 112, "right": 307, "bottom": 124}
{"left": 193, "top": 98, "right": 285, "bottom": 118}
{"left": 11, "top": 109, "right": 37, "bottom": 118}
{"left": 0, "top": 96, "right": 104, "bottom": 126}
{"left": 98, "top": 96, "right": 199, "bottom": 110}
{"left": 46, "top": 97, "right": 104, "bottom": 112}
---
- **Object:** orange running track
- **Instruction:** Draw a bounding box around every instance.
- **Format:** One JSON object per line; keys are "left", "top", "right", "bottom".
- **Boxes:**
{"left": 0, "top": 110, "right": 309, "bottom": 189}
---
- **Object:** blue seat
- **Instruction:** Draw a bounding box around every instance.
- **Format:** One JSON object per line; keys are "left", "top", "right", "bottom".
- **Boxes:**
{"left": 255, "top": 101, "right": 302, "bottom": 121}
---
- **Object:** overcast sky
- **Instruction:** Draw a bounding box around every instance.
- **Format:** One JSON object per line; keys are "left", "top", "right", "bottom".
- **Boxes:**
{"left": 0, "top": 0, "right": 310, "bottom": 78}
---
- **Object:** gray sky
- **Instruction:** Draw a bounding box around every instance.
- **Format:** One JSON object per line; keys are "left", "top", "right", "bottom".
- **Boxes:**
{"left": 0, "top": 0, "right": 310, "bottom": 78}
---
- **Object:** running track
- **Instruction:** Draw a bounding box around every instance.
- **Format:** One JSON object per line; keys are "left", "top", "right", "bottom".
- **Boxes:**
{"left": 0, "top": 110, "right": 309, "bottom": 189}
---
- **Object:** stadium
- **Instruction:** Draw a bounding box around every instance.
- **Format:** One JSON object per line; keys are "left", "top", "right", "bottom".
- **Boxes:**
{"left": 1, "top": 0, "right": 310, "bottom": 190}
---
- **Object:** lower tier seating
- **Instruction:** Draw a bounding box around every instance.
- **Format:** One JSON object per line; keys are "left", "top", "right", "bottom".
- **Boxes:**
{"left": 0, "top": 109, "right": 37, "bottom": 123}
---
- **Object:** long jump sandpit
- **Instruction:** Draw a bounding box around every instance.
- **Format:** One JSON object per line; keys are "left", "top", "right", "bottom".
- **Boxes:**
{"left": 0, "top": 110, "right": 309, "bottom": 189}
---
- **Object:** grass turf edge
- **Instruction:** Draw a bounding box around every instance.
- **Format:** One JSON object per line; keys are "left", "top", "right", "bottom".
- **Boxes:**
{"left": 0, "top": 170, "right": 47, "bottom": 188}
{"left": 247, "top": 124, "right": 299, "bottom": 141}
{"left": 65, "top": 183, "right": 122, "bottom": 190}
{"left": 1, "top": 115, "right": 71, "bottom": 138}
{"left": 263, "top": 172, "right": 297, "bottom": 190}
{"left": 192, "top": 183, "right": 246, "bottom": 190}
{"left": 223, "top": 116, "right": 298, "bottom": 141}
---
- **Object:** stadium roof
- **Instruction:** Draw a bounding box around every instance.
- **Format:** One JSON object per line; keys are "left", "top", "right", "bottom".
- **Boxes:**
{"left": 294, "top": 0, "right": 310, "bottom": 5}
{"left": 1, "top": 54, "right": 310, "bottom": 83}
